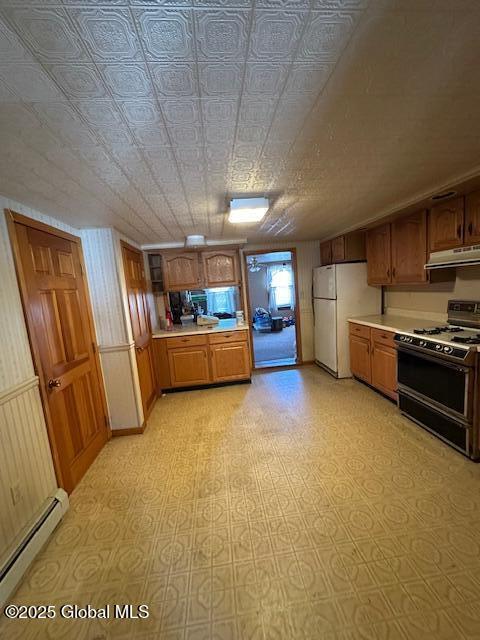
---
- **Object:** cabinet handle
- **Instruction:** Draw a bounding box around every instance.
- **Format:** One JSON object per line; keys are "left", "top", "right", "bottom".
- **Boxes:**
{"left": 468, "top": 222, "right": 473, "bottom": 236}
{"left": 392, "top": 267, "right": 396, "bottom": 278}
{"left": 457, "top": 224, "right": 462, "bottom": 239}
{"left": 386, "top": 268, "right": 390, "bottom": 278}
{"left": 366, "top": 344, "right": 370, "bottom": 354}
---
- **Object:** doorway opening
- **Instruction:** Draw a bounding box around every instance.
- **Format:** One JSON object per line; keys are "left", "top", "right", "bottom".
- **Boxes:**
{"left": 244, "top": 249, "right": 302, "bottom": 369}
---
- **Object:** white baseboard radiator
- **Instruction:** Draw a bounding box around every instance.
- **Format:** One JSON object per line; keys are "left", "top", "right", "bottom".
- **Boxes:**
{"left": 0, "top": 489, "right": 69, "bottom": 608}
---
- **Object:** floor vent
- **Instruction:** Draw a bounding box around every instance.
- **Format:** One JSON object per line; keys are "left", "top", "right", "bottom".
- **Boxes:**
{"left": 0, "top": 489, "right": 69, "bottom": 608}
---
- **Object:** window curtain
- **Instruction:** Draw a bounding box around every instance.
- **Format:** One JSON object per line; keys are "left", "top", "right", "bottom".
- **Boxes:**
{"left": 205, "top": 287, "right": 236, "bottom": 315}
{"left": 267, "top": 264, "right": 294, "bottom": 313}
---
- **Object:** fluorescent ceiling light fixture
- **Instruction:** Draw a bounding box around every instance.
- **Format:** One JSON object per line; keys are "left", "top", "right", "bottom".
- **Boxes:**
{"left": 228, "top": 197, "right": 269, "bottom": 224}
{"left": 184, "top": 234, "right": 206, "bottom": 247}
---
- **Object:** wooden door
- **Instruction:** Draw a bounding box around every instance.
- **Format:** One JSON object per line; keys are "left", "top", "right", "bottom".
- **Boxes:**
{"left": 429, "top": 197, "right": 465, "bottom": 251}
{"left": 202, "top": 250, "right": 239, "bottom": 287}
{"left": 349, "top": 335, "right": 371, "bottom": 384}
{"left": 320, "top": 241, "right": 332, "bottom": 265}
{"left": 163, "top": 252, "right": 200, "bottom": 290}
{"left": 331, "top": 236, "right": 345, "bottom": 263}
{"left": 465, "top": 191, "right": 480, "bottom": 245}
{"left": 121, "top": 243, "right": 157, "bottom": 420}
{"left": 210, "top": 342, "right": 250, "bottom": 382}
{"left": 391, "top": 210, "right": 428, "bottom": 284}
{"left": 371, "top": 343, "right": 397, "bottom": 400}
{"left": 10, "top": 213, "right": 109, "bottom": 493}
{"left": 366, "top": 224, "right": 392, "bottom": 285}
{"left": 168, "top": 346, "right": 210, "bottom": 387}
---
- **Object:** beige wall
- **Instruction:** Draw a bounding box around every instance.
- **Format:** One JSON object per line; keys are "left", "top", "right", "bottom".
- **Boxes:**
{"left": 0, "top": 197, "right": 62, "bottom": 569}
{"left": 242, "top": 240, "right": 320, "bottom": 361}
{"left": 385, "top": 265, "right": 480, "bottom": 317}
{"left": 80, "top": 228, "right": 144, "bottom": 431}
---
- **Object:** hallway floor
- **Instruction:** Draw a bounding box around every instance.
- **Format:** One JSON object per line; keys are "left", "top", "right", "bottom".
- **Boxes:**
{"left": 2, "top": 366, "right": 480, "bottom": 639}
{"left": 253, "top": 325, "right": 297, "bottom": 367}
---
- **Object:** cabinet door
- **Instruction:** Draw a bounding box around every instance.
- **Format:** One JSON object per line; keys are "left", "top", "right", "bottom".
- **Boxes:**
{"left": 465, "top": 191, "right": 480, "bottom": 245}
{"left": 349, "top": 335, "right": 371, "bottom": 384}
{"left": 202, "top": 250, "right": 239, "bottom": 287}
{"left": 429, "top": 197, "right": 464, "bottom": 251}
{"left": 168, "top": 346, "right": 210, "bottom": 387}
{"left": 391, "top": 210, "right": 428, "bottom": 284}
{"left": 366, "top": 224, "right": 392, "bottom": 285}
{"left": 331, "top": 236, "right": 345, "bottom": 263}
{"left": 320, "top": 241, "right": 332, "bottom": 265}
{"left": 371, "top": 342, "right": 397, "bottom": 400}
{"left": 163, "top": 252, "right": 200, "bottom": 290}
{"left": 210, "top": 341, "right": 250, "bottom": 382}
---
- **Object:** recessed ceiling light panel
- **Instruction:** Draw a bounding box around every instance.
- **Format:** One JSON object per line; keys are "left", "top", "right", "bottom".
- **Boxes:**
{"left": 228, "top": 197, "right": 269, "bottom": 224}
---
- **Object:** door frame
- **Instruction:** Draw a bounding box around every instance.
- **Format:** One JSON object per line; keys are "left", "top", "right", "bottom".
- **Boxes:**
{"left": 120, "top": 239, "right": 158, "bottom": 421}
{"left": 6, "top": 210, "right": 111, "bottom": 490}
{"left": 243, "top": 247, "right": 303, "bottom": 370}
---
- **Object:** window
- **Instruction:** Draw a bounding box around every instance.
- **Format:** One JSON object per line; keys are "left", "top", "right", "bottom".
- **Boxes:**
{"left": 268, "top": 264, "right": 294, "bottom": 310}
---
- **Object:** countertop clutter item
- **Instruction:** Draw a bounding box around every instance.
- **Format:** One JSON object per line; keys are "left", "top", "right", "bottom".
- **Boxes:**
{"left": 196, "top": 314, "right": 219, "bottom": 327}
{"left": 313, "top": 263, "right": 381, "bottom": 378}
{"left": 153, "top": 318, "right": 244, "bottom": 338}
{"left": 392, "top": 300, "right": 480, "bottom": 460}
{"left": 235, "top": 310, "right": 245, "bottom": 325}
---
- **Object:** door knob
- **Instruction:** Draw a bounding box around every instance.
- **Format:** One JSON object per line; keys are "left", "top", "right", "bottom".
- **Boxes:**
{"left": 136, "top": 346, "right": 144, "bottom": 353}
{"left": 48, "top": 379, "right": 61, "bottom": 389}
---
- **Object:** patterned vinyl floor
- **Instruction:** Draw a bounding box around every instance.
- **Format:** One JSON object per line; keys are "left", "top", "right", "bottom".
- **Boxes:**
{"left": 2, "top": 366, "right": 480, "bottom": 639}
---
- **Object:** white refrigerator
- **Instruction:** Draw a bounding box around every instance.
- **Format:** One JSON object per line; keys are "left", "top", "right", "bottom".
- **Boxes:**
{"left": 313, "top": 263, "right": 381, "bottom": 378}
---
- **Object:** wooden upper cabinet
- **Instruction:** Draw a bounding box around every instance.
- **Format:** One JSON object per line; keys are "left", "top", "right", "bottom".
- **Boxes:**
{"left": 162, "top": 252, "right": 200, "bottom": 290}
{"left": 391, "top": 210, "right": 428, "bottom": 284}
{"left": 202, "top": 250, "right": 239, "bottom": 287}
{"left": 429, "top": 197, "right": 465, "bottom": 252}
{"left": 320, "top": 241, "right": 332, "bottom": 265}
{"left": 465, "top": 191, "right": 480, "bottom": 245}
{"left": 366, "top": 223, "right": 392, "bottom": 285}
{"left": 331, "top": 237, "right": 345, "bottom": 263}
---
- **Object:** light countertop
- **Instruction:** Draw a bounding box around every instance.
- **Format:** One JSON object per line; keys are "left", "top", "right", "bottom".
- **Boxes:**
{"left": 153, "top": 318, "right": 249, "bottom": 339}
{"left": 347, "top": 314, "right": 445, "bottom": 334}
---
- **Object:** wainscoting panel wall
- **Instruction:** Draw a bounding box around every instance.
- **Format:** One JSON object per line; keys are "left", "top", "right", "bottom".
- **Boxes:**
{"left": 0, "top": 197, "right": 63, "bottom": 569}
{"left": 81, "top": 227, "right": 144, "bottom": 431}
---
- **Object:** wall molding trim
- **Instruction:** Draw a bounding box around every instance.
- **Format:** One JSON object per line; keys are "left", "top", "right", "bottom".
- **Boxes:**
{"left": 111, "top": 423, "right": 146, "bottom": 437}
{"left": 0, "top": 376, "right": 39, "bottom": 406}
{"left": 99, "top": 342, "right": 135, "bottom": 354}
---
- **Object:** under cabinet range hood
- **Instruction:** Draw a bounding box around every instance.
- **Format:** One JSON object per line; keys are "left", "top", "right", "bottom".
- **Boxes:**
{"left": 425, "top": 244, "right": 480, "bottom": 270}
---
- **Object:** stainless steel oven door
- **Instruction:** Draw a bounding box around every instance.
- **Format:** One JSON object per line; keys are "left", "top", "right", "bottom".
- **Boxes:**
{"left": 396, "top": 346, "right": 473, "bottom": 423}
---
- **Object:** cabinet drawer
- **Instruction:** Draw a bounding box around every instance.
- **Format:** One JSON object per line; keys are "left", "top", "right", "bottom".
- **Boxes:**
{"left": 349, "top": 323, "right": 371, "bottom": 340}
{"left": 371, "top": 327, "right": 396, "bottom": 348}
{"left": 166, "top": 334, "right": 207, "bottom": 349}
{"left": 209, "top": 330, "right": 248, "bottom": 345}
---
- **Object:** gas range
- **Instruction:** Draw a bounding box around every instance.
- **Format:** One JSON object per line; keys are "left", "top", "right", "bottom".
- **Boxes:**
{"left": 394, "top": 300, "right": 480, "bottom": 459}
{"left": 395, "top": 325, "right": 480, "bottom": 363}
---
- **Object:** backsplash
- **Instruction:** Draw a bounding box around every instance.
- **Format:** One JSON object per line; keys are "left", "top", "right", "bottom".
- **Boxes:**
{"left": 384, "top": 265, "right": 480, "bottom": 315}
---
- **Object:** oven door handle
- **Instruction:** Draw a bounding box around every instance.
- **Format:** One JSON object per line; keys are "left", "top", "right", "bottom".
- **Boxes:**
{"left": 396, "top": 345, "right": 471, "bottom": 373}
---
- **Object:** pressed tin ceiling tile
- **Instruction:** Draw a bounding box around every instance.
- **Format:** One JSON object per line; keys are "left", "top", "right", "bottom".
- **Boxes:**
{"left": 0, "top": 2, "right": 480, "bottom": 241}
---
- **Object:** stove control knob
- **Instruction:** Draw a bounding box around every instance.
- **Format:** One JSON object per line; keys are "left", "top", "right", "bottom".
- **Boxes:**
{"left": 406, "top": 336, "right": 412, "bottom": 343}
{"left": 419, "top": 340, "right": 427, "bottom": 347}
{"left": 443, "top": 346, "right": 453, "bottom": 354}
{"left": 399, "top": 335, "right": 406, "bottom": 341}
{"left": 435, "top": 344, "right": 442, "bottom": 351}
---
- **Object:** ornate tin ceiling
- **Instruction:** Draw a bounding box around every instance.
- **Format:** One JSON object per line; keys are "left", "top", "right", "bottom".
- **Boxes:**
{"left": 1, "top": 1, "right": 480, "bottom": 243}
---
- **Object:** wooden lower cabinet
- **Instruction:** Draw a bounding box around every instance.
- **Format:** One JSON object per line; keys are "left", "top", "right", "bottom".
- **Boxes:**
{"left": 349, "top": 323, "right": 397, "bottom": 400}
{"left": 155, "top": 330, "right": 251, "bottom": 389}
{"left": 371, "top": 343, "right": 397, "bottom": 400}
{"left": 210, "top": 341, "right": 250, "bottom": 382}
{"left": 168, "top": 345, "right": 210, "bottom": 387}
{"left": 349, "top": 334, "right": 372, "bottom": 384}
